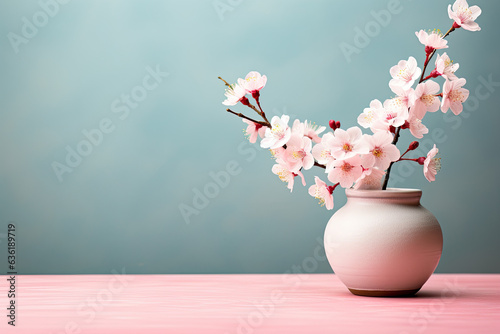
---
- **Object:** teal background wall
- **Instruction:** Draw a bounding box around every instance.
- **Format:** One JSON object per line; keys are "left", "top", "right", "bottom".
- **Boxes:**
{"left": 0, "top": 0, "right": 499, "bottom": 274}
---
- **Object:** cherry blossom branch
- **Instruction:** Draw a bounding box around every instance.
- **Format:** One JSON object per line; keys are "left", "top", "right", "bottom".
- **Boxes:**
{"left": 419, "top": 25, "right": 456, "bottom": 83}
{"left": 383, "top": 25, "right": 456, "bottom": 189}
{"left": 383, "top": 139, "right": 422, "bottom": 189}
{"left": 226, "top": 109, "right": 270, "bottom": 127}
{"left": 245, "top": 95, "right": 271, "bottom": 126}
{"left": 382, "top": 159, "right": 396, "bottom": 190}
{"left": 257, "top": 102, "right": 271, "bottom": 126}
{"left": 397, "top": 157, "right": 425, "bottom": 165}
{"left": 382, "top": 126, "right": 402, "bottom": 189}
{"left": 247, "top": 102, "right": 271, "bottom": 125}
{"left": 218, "top": 76, "right": 231, "bottom": 87}
{"left": 314, "top": 161, "right": 326, "bottom": 169}
{"left": 399, "top": 141, "right": 419, "bottom": 159}
{"left": 219, "top": 76, "right": 271, "bottom": 126}
{"left": 422, "top": 73, "right": 440, "bottom": 82}
{"left": 256, "top": 99, "right": 264, "bottom": 114}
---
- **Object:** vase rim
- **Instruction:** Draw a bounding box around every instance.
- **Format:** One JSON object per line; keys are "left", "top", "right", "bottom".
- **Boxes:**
{"left": 345, "top": 188, "right": 422, "bottom": 198}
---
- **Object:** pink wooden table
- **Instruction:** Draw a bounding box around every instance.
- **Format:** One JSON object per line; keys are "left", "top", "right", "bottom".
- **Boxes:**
{"left": 1, "top": 274, "right": 499, "bottom": 333}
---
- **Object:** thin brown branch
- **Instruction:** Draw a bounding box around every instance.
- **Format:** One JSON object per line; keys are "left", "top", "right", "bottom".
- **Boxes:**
{"left": 382, "top": 127, "right": 402, "bottom": 190}
{"left": 314, "top": 161, "right": 326, "bottom": 169}
{"left": 254, "top": 100, "right": 271, "bottom": 125}
{"left": 218, "top": 77, "right": 231, "bottom": 87}
{"left": 244, "top": 101, "right": 271, "bottom": 125}
{"left": 226, "top": 109, "right": 270, "bottom": 127}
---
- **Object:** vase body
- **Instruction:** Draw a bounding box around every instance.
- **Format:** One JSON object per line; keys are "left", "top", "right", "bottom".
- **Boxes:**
{"left": 324, "top": 188, "right": 443, "bottom": 297}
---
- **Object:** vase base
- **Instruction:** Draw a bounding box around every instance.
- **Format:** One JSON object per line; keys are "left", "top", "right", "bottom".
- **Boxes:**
{"left": 348, "top": 288, "right": 420, "bottom": 297}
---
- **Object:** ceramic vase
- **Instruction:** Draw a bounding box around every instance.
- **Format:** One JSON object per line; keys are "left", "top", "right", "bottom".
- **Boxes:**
{"left": 324, "top": 188, "right": 443, "bottom": 297}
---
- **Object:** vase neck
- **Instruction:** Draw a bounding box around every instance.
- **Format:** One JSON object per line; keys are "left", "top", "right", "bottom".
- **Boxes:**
{"left": 345, "top": 188, "right": 422, "bottom": 206}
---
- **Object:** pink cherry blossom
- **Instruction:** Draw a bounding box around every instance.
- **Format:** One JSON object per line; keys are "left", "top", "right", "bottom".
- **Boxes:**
{"left": 272, "top": 160, "right": 306, "bottom": 192}
{"left": 282, "top": 134, "right": 314, "bottom": 172}
{"left": 369, "top": 121, "right": 391, "bottom": 134}
{"left": 358, "top": 99, "right": 384, "bottom": 129}
{"left": 242, "top": 119, "right": 266, "bottom": 144}
{"left": 423, "top": 145, "right": 441, "bottom": 182}
{"left": 308, "top": 177, "right": 334, "bottom": 210}
{"left": 371, "top": 100, "right": 409, "bottom": 132}
{"left": 292, "top": 119, "right": 326, "bottom": 143}
{"left": 411, "top": 80, "right": 441, "bottom": 119}
{"left": 237, "top": 71, "right": 267, "bottom": 94}
{"left": 435, "top": 53, "right": 459, "bottom": 80}
{"left": 384, "top": 97, "right": 410, "bottom": 115}
{"left": 306, "top": 123, "right": 326, "bottom": 143}
{"left": 435, "top": 59, "right": 445, "bottom": 77}
{"left": 408, "top": 113, "right": 429, "bottom": 139}
{"left": 260, "top": 115, "right": 292, "bottom": 149}
{"left": 388, "top": 82, "right": 414, "bottom": 110}
{"left": 354, "top": 168, "right": 385, "bottom": 190}
{"left": 312, "top": 133, "right": 335, "bottom": 169}
{"left": 383, "top": 100, "right": 410, "bottom": 127}
{"left": 415, "top": 30, "right": 449, "bottom": 52}
{"left": 327, "top": 156, "right": 363, "bottom": 188}
{"left": 448, "top": 0, "right": 482, "bottom": 32}
{"left": 441, "top": 78, "right": 469, "bottom": 115}
{"left": 329, "top": 127, "right": 369, "bottom": 161}
{"left": 291, "top": 119, "right": 305, "bottom": 136}
{"left": 361, "top": 132, "right": 401, "bottom": 170}
{"left": 222, "top": 83, "right": 247, "bottom": 106}
{"left": 389, "top": 56, "right": 422, "bottom": 91}
{"left": 270, "top": 146, "right": 285, "bottom": 159}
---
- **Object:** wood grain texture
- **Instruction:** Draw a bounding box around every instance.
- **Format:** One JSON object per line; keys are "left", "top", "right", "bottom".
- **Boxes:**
{"left": 1, "top": 274, "right": 499, "bottom": 333}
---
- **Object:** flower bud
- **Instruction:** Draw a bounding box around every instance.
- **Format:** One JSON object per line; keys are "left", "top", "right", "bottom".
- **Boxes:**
{"left": 252, "top": 90, "right": 260, "bottom": 101}
{"left": 409, "top": 141, "right": 419, "bottom": 151}
{"left": 329, "top": 120, "right": 340, "bottom": 131}
{"left": 429, "top": 69, "right": 441, "bottom": 78}
{"left": 240, "top": 96, "right": 250, "bottom": 106}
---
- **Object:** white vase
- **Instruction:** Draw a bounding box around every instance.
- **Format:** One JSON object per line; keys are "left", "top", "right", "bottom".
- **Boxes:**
{"left": 324, "top": 188, "right": 443, "bottom": 297}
